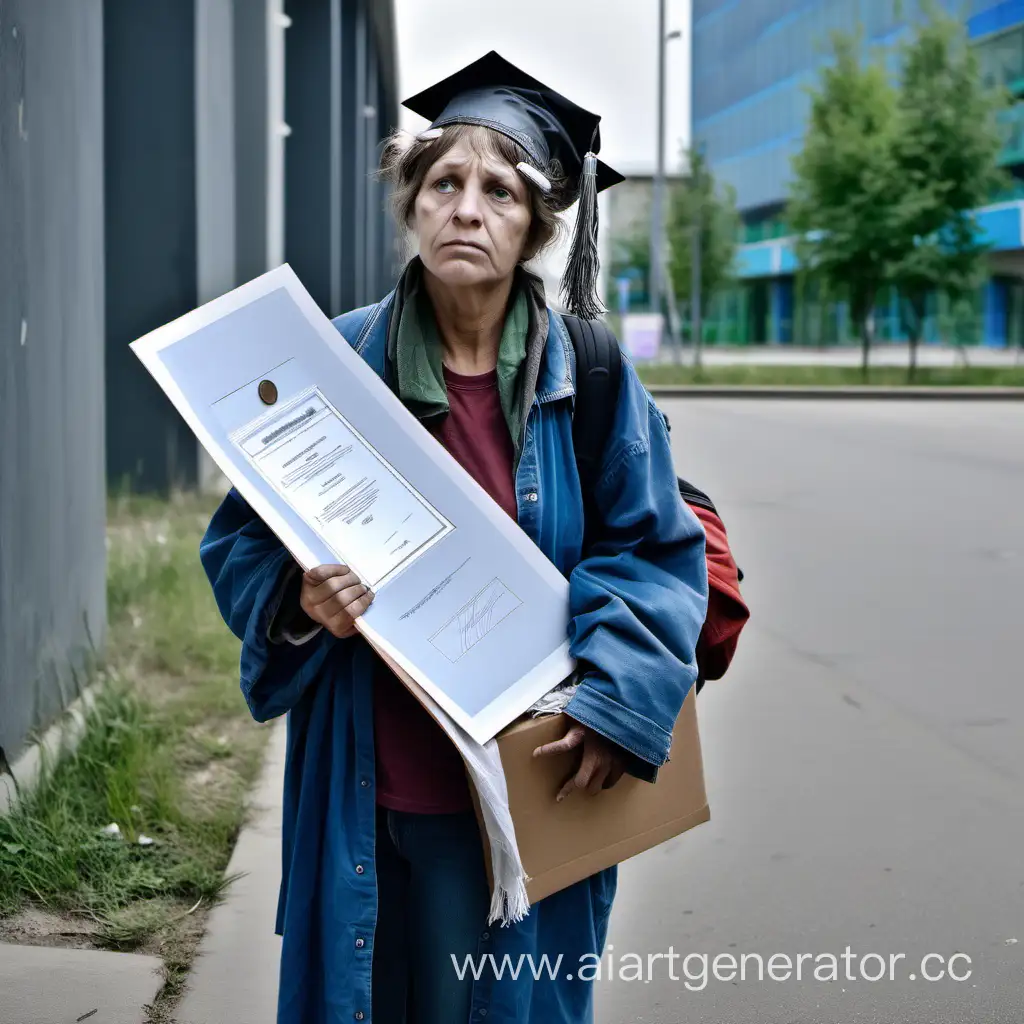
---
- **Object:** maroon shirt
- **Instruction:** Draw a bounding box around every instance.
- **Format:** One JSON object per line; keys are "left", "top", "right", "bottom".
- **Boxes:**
{"left": 372, "top": 365, "right": 518, "bottom": 813}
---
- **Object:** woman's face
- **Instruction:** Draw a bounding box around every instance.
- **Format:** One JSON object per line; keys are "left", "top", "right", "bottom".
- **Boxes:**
{"left": 412, "top": 135, "right": 533, "bottom": 290}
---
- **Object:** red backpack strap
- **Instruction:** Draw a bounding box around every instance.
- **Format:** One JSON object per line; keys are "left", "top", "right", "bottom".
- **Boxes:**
{"left": 690, "top": 503, "right": 750, "bottom": 683}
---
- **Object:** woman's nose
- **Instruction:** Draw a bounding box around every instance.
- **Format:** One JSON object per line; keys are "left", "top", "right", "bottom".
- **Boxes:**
{"left": 453, "top": 184, "right": 484, "bottom": 225}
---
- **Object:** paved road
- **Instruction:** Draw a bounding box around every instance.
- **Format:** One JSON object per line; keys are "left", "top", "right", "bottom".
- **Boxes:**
{"left": 598, "top": 401, "right": 1024, "bottom": 1024}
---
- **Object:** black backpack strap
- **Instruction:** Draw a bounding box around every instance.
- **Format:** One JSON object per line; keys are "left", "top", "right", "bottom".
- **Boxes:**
{"left": 677, "top": 477, "right": 716, "bottom": 514}
{"left": 562, "top": 314, "right": 623, "bottom": 546}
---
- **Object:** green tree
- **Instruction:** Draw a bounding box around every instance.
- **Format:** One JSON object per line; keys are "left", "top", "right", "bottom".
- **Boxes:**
{"left": 788, "top": 30, "right": 906, "bottom": 374}
{"left": 890, "top": 2, "right": 1007, "bottom": 379}
{"left": 665, "top": 147, "right": 740, "bottom": 350}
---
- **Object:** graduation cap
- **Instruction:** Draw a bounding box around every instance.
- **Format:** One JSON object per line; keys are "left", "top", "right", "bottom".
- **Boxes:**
{"left": 402, "top": 50, "right": 624, "bottom": 320}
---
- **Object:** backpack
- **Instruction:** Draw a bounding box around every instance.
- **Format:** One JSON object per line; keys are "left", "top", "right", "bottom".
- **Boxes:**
{"left": 562, "top": 314, "right": 749, "bottom": 689}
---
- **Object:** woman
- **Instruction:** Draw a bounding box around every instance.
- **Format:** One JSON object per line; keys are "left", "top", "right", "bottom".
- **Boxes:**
{"left": 201, "top": 51, "right": 708, "bottom": 1024}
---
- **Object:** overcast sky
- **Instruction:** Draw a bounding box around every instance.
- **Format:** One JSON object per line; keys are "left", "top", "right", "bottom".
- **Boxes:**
{"left": 393, "top": 0, "right": 692, "bottom": 175}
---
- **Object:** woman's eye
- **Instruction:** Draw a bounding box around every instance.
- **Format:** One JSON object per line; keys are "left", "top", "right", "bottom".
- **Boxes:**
{"left": 435, "top": 179, "right": 456, "bottom": 194}
{"left": 492, "top": 187, "right": 513, "bottom": 202}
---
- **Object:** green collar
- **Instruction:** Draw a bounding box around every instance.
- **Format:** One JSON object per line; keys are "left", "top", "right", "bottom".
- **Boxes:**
{"left": 392, "top": 261, "right": 530, "bottom": 454}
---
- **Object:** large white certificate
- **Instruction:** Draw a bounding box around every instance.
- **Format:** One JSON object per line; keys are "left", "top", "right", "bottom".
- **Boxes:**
{"left": 130, "top": 265, "right": 575, "bottom": 743}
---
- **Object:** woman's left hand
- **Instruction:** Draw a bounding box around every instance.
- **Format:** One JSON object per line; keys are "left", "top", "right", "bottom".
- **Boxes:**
{"left": 533, "top": 722, "right": 627, "bottom": 802}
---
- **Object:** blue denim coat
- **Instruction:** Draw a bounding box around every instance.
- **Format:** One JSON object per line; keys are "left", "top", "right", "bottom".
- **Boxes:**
{"left": 199, "top": 290, "right": 709, "bottom": 1024}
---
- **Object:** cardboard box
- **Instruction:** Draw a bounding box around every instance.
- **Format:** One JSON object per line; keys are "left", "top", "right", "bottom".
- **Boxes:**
{"left": 369, "top": 638, "right": 709, "bottom": 905}
{"left": 473, "top": 687, "right": 710, "bottom": 904}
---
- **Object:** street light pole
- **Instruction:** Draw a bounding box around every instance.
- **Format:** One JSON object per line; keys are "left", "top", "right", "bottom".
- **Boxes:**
{"left": 692, "top": 148, "right": 703, "bottom": 369}
{"left": 650, "top": 1, "right": 682, "bottom": 361}
{"left": 649, "top": 0, "right": 667, "bottom": 336}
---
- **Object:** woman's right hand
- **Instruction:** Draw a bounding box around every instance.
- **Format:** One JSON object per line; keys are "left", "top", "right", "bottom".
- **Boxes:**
{"left": 299, "top": 564, "right": 374, "bottom": 639}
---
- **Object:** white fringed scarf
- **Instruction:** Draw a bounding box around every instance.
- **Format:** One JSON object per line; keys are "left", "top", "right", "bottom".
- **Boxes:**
{"left": 409, "top": 681, "right": 578, "bottom": 926}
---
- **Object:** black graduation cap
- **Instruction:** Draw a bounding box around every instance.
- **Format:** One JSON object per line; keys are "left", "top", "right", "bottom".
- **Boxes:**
{"left": 402, "top": 51, "right": 624, "bottom": 320}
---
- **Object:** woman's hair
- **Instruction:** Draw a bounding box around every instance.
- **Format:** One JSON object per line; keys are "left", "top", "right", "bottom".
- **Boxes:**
{"left": 378, "top": 123, "right": 570, "bottom": 263}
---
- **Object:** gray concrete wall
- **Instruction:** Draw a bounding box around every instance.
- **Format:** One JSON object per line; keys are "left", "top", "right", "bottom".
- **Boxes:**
{"left": 0, "top": 0, "right": 107, "bottom": 763}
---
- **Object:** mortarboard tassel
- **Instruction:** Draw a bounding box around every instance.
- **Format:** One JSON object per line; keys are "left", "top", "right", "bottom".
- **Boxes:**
{"left": 560, "top": 150, "right": 604, "bottom": 321}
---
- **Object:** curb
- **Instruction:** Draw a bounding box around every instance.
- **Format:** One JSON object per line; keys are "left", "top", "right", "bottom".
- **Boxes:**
{"left": 177, "top": 719, "right": 284, "bottom": 1024}
{"left": 1, "top": 686, "right": 98, "bottom": 817}
{"left": 644, "top": 385, "right": 1024, "bottom": 400}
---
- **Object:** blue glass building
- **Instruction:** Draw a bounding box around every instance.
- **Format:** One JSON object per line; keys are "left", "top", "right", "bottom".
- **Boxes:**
{"left": 692, "top": 0, "right": 1024, "bottom": 345}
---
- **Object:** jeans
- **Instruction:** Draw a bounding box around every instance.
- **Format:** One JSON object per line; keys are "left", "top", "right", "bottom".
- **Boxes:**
{"left": 371, "top": 805, "right": 491, "bottom": 1024}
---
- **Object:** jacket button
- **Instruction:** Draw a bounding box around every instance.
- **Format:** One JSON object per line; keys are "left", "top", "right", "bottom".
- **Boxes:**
{"left": 355, "top": 864, "right": 364, "bottom": 874}
{"left": 354, "top": 1012, "right": 365, "bottom": 1021}
{"left": 481, "top": 931, "right": 490, "bottom": 942}
{"left": 526, "top": 492, "right": 538, "bottom": 502}
{"left": 355, "top": 937, "right": 365, "bottom": 948}
{"left": 360, "top": 779, "right": 370, "bottom": 788}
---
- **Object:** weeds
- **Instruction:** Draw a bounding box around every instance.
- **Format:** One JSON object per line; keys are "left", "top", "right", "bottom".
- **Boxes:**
{"left": 0, "top": 491, "right": 269, "bottom": 1020}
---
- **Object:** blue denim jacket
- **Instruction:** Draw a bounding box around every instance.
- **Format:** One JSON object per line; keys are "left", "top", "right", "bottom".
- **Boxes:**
{"left": 199, "top": 290, "right": 708, "bottom": 1024}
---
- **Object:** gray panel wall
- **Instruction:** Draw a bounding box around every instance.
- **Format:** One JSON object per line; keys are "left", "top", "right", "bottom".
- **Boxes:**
{"left": 0, "top": 0, "right": 107, "bottom": 763}
{"left": 104, "top": 0, "right": 200, "bottom": 494}
{"left": 284, "top": 0, "right": 398, "bottom": 318}
{"left": 284, "top": 0, "right": 339, "bottom": 314}
{"left": 105, "top": 0, "right": 263, "bottom": 495}
{"left": 233, "top": 0, "right": 271, "bottom": 283}
{"left": 196, "top": 0, "right": 237, "bottom": 306}
{"left": 196, "top": 0, "right": 239, "bottom": 492}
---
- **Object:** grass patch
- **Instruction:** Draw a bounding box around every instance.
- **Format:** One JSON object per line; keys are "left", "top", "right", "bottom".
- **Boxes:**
{"left": 636, "top": 363, "right": 1024, "bottom": 387}
{"left": 0, "top": 491, "right": 270, "bottom": 1022}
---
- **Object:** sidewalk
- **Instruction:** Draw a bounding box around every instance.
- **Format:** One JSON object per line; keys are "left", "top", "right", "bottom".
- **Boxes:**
{"left": 0, "top": 943, "right": 163, "bottom": 1024}
{"left": 651, "top": 343, "right": 1024, "bottom": 367}
{"left": 177, "top": 721, "right": 286, "bottom": 1024}
{"left": 645, "top": 384, "right": 1024, "bottom": 400}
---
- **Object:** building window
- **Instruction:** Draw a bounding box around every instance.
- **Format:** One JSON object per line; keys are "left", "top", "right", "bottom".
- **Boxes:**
{"left": 977, "top": 26, "right": 1024, "bottom": 93}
